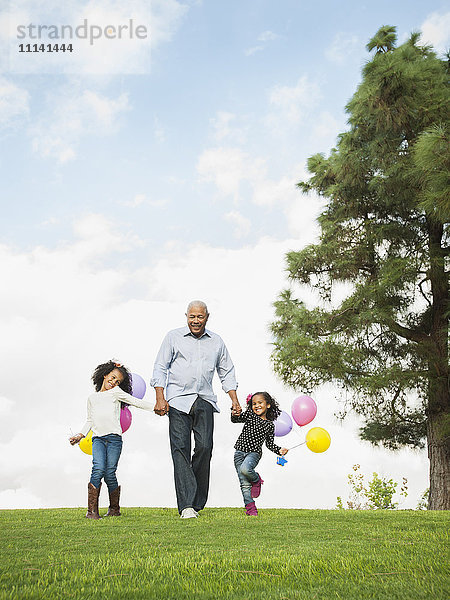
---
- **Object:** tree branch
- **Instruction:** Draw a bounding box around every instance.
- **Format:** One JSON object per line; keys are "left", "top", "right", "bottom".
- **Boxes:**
{"left": 418, "top": 278, "right": 432, "bottom": 307}
{"left": 385, "top": 318, "right": 429, "bottom": 343}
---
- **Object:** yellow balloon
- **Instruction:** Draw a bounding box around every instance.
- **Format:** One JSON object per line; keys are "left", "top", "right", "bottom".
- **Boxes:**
{"left": 79, "top": 430, "right": 93, "bottom": 455}
{"left": 305, "top": 427, "right": 331, "bottom": 453}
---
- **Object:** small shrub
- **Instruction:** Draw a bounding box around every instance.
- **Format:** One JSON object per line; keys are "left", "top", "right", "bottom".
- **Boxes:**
{"left": 336, "top": 464, "right": 408, "bottom": 509}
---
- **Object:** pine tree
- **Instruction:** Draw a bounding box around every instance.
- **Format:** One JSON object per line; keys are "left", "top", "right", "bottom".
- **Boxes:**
{"left": 271, "top": 27, "right": 449, "bottom": 509}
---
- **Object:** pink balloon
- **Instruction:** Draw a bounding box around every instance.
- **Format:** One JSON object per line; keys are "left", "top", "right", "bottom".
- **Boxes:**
{"left": 120, "top": 406, "right": 132, "bottom": 433}
{"left": 274, "top": 411, "right": 293, "bottom": 437}
{"left": 291, "top": 395, "right": 317, "bottom": 426}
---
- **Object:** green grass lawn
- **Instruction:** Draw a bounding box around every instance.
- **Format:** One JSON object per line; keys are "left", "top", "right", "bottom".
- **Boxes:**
{"left": 0, "top": 507, "right": 448, "bottom": 599}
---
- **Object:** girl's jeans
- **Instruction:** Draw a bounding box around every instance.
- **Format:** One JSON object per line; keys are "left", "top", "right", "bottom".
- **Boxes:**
{"left": 90, "top": 434, "right": 123, "bottom": 492}
{"left": 234, "top": 450, "right": 261, "bottom": 505}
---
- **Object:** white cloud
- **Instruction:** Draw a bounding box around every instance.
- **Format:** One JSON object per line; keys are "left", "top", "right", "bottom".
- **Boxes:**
{"left": 252, "top": 172, "right": 296, "bottom": 207}
{"left": 0, "top": 222, "right": 428, "bottom": 509}
{"left": 312, "top": 110, "right": 341, "bottom": 141}
{"left": 257, "top": 30, "right": 278, "bottom": 42}
{"left": 266, "top": 76, "right": 321, "bottom": 131}
{"left": 146, "top": 0, "right": 189, "bottom": 47}
{"left": 197, "top": 147, "right": 265, "bottom": 200}
{"left": 0, "top": 488, "right": 45, "bottom": 509}
{"left": 245, "top": 45, "right": 263, "bottom": 56}
{"left": 210, "top": 111, "right": 247, "bottom": 144}
{"left": 82, "top": 89, "right": 129, "bottom": 127}
{"left": 0, "top": 396, "right": 14, "bottom": 416}
{"left": 420, "top": 11, "right": 450, "bottom": 54}
{"left": 224, "top": 210, "right": 251, "bottom": 238}
{"left": 0, "top": 214, "right": 140, "bottom": 323}
{"left": 72, "top": 212, "right": 143, "bottom": 256}
{"left": 127, "top": 193, "right": 147, "bottom": 207}
{"left": 245, "top": 29, "right": 278, "bottom": 55}
{"left": 39, "top": 216, "right": 59, "bottom": 227}
{"left": 285, "top": 187, "right": 323, "bottom": 239}
{"left": 196, "top": 146, "right": 322, "bottom": 241}
{"left": 325, "top": 32, "right": 359, "bottom": 64}
{"left": 0, "top": 77, "right": 29, "bottom": 128}
{"left": 30, "top": 85, "right": 129, "bottom": 162}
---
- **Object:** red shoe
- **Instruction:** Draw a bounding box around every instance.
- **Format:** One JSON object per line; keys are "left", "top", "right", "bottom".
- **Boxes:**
{"left": 251, "top": 474, "right": 264, "bottom": 499}
{"left": 245, "top": 501, "right": 258, "bottom": 516}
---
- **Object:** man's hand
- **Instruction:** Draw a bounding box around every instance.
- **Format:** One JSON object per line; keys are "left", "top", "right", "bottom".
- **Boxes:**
{"left": 228, "top": 389, "right": 242, "bottom": 415}
{"left": 154, "top": 387, "right": 169, "bottom": 416}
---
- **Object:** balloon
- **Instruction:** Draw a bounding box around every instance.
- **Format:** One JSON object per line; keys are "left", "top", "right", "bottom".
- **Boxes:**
{"left": 120, "top": 406, "right": 132, "bottom": 433}
{"left": 131, "top": 373, "right": 146, "bottom": 399}
{"left": 291, "top": 395, "right": 317, "bottom": 426}
{"left": 274, "top": 411, "right": 293, "bottom": 437}
{"left": 305, "top": 427, "right": 331, "bottom": 453}
{"left": 79, "top": 430, "right": 93, "bottom": 455}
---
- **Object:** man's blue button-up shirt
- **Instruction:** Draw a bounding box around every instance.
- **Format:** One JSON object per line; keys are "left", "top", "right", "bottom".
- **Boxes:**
{"left": 150, "top": 326, "right": 237, "bottom": 413}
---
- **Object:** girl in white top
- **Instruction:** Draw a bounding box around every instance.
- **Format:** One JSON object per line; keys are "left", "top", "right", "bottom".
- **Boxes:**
{"left": 70, "top": 360, "right": 153, "bottom": 519}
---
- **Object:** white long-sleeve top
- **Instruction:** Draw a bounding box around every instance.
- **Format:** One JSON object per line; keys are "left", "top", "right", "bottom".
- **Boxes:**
{"left": 80, "top": 386, "right": 153, "bottom": 437}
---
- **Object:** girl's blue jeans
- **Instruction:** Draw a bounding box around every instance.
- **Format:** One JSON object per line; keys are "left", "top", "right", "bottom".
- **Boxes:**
{"left": 234, "top": 450, "right": 261, "bottom": 506}
{"left": 90, "top": 434, "right": 123, "bottom": 492}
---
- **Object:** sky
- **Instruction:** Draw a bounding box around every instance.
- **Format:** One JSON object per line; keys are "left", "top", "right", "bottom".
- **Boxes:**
{"left": 0, "top": 0, "right": 448, "bottom": 512}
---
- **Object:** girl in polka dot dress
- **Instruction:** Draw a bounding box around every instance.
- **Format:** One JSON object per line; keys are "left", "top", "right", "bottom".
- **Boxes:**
{"left": 231, "top": 392, "right": 288, "bottom": 516}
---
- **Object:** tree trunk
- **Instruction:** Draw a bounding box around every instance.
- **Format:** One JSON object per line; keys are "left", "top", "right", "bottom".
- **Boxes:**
{"left": 427, "top": 218, "right": 449, "bottom": 510}
{"left": 427, "top": 410, "right": 450, "bottom": 509}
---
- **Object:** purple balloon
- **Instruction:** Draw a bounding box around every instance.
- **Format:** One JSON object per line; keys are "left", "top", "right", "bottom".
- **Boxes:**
{"left": 274, "top": 410, "right": 293, "bottom": 437}
{"left": 120, "top": 406, "right": 132, "bottom": 433}
{"left": 131, "top": 373, "right": 146, "bottom": 399}
{"left": 291, "top": 395, "right": 317, "bottom": 427}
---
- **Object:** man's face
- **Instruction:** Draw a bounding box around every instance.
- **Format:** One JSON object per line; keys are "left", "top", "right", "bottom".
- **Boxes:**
{"left": 186, "top": 305, "right": 209, "bottom": 337}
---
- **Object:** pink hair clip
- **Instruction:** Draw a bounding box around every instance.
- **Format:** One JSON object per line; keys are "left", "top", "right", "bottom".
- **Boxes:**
{"left": 246, "top": 393, "right": 253, "bottom": 405}
{"left": 112, "top": 358, "right": 123, "bottom": 367}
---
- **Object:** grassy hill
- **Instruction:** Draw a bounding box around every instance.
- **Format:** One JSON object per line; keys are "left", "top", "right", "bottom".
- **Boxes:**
{"left": 1, "top": 507, "right": 448, "bottom": 599}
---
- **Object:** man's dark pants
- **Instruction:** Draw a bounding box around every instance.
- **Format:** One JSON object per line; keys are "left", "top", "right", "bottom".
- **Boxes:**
{"left": 168, "top": 397, "right": 214, "bottom": 513}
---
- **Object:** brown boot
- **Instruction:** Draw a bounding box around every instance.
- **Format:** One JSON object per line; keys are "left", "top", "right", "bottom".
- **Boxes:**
{"left": 106, "top": 485, "right": 121, "bottom": 516}
{"left": 86, "top": 482, "right": 101, "bottom": 519}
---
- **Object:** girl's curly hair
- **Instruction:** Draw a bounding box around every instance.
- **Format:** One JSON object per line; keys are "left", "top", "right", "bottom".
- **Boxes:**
{"left": 246, "top": 391, "right": 281, "bottom": 422}
{"left": 91, "top": 360, "right": 133, "bottom": 398}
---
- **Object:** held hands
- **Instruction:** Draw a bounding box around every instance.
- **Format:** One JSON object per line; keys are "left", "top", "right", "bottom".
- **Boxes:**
{"left": 154, "top": 388, "right": 169, "bottom": 416}
{"left": 154, "top": 399, "right": 169, "bottom": 416}
{"left": 69, "top": 433, "right": 84, "bottom": 446}
{"left": 231, "top": 401, "right": 242, "bottom": 416}
{"left": 228, "top": 390, "right": 242, "bottom": 416}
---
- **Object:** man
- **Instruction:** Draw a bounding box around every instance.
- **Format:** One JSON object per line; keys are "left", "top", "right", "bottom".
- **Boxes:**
{"left": 151, "top": 300, "right": 241, "bottom": 519}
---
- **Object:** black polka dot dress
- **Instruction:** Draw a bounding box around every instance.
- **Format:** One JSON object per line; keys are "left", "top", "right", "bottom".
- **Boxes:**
{"left": 232, "top": 410, "right": 282, "bottom": 455}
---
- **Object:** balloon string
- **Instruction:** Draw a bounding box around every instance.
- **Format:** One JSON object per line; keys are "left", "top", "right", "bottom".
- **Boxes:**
{"left": 293, "top": 426, "right": 304, "bottom": 439}
{"left": 289, "top": 420, "right": 307, "bottom": 446}
{"left": 289, "top": 441, "right": 306, "bottom": 450}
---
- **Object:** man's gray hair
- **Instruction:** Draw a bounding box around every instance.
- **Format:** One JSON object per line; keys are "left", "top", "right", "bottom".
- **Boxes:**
{"left": 186, "top": 300, "right": 209, "bottom": 315}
